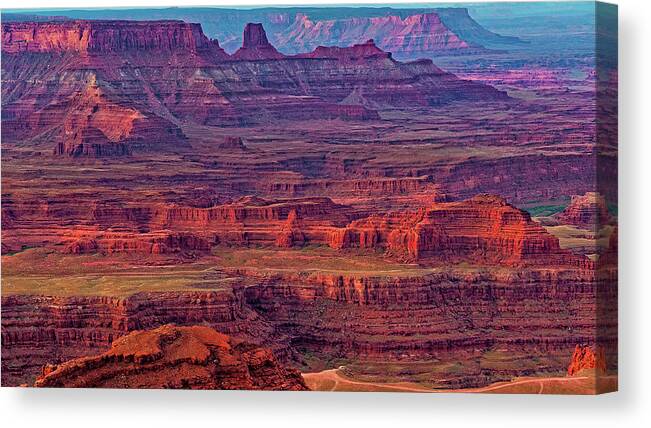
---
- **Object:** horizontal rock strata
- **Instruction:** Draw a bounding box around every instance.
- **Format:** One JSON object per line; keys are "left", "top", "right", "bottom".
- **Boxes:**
{"left": 1, "top": 20, "right": 508, "bottom": 156}
{"left": 2, "top": 194, "right": 594, "bottom": 268}
{"left": 35, "top": 324, "right": 307, "bottom": 390}
{"left": 2, "top": 269, "right": 617, "bottom": 387}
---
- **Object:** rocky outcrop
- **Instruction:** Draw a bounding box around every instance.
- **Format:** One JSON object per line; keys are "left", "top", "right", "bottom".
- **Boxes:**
{"left": 327, "top": 195, "right": 588, "bottom": 267}
{"left": 567, "top": 345, "right": 607, "bottom": 376}
{"left": 296, "top": 38, "right": 392, "bottom": 61}
{"left": 274, "top": 209, "right": 306, "bottom": 248}
{"left": 1, "top": 20, "right": 226, "bottom": 55}
{"left": 557, "top": 192, "right": 612, "bottom": 229}
{"left": 35, "top": 325, "right": 307, "bottom": 390}
{"left": 1, "top": 288, "right": 288, "bottom": 386}
{"left": 216, "top": 136, "right": 247, "bottom": 150}
{"left": 232, "top": 23, "right": 285, "bottom": 60}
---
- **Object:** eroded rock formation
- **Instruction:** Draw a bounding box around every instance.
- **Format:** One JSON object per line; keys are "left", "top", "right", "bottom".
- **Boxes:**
{"left": 34, "top": 324, "right": 307, "bottom": 390}
{"left": 1, "top": 20, "right": 225, "bottom": 54}
{"left": 2, "top": 8, "right": 525, "bottom": 56}
{"left": 2, "top": 193, "right": 593, "bottom": 268}
{"left": 281, "top": 12, "right": 475, "bottom": 58}
{"left": 558, "top": 192, "right": 612, "bottom": 229}
{"left": 1, "top": 268, "right": 618, "bottom": 388}
{"left": 2, "top": 19, "right": 508, "bottom": 156}
{"left": 296, "top": 38, "right": 392, "bottom": 61}
{"left": 567, "top": 345, "right": 607, "bottom": 376}
{"left": 233, "top": 22, "right": 285, "bottom": 60}
{"left": 328, "top": 195, "right": 575, "bottom": 266}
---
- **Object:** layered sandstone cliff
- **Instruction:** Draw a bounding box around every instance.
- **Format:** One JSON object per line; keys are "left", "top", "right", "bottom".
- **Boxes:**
{"left": 567, "top": 345, "right": 607, "bottom": 376}
{"left": 1, "top": 20, "right": 226, "bottom": 54}
{"left": 2, "top": 19, "right": 508, "bottom": 153}
{"left": 35, "top": 324, "right": 307, "bottom": 390}
{"left": 2, "top": 193, "right": 591, "bottom": 268}
{"left": 2, "top": 7, "right": 524, "bottom": 55}
{"left": 557, "top": 192, "right": 613, "bottom": 229}
{"left": 280, "top": 12, "right": 474, "bottom": 57}
{"left": 326, "top": 195, "right": 586, "bottom": 266}
{"left": 2, "top": 269, "right": 617, "bottom": 388}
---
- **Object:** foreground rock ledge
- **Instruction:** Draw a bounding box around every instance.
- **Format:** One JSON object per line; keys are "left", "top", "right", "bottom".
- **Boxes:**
{"left": 34, "top": 324, "right": 308, "bottom": 390}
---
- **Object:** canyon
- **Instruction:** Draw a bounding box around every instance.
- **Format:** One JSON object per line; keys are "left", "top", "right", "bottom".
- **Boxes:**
{"left": 1, "top": 7, "right": 617, "bottom": 393}
{"left": 1, "top": 263, "right": 617, "bottom": 388}
{"left": 2, "top": 193, "right": 592, "bottom": 267}
{"left": 1, "top": 19, "right": 507, "bottom": 154}
{"left": 2, "top": 7, "right": 525, "bottom": 57}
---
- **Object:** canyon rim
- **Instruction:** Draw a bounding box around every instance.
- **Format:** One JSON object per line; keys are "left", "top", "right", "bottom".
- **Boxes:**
{"left": 0, "top": 2, "right": 618, "bottom": 394}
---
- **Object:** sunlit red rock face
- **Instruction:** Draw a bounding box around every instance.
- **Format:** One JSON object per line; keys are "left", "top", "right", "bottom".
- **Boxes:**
{"left": 0, "top": 13, "right": 616, "bottom": 392}
{"left": 2, "top": 193, "right": 591, "bottom": 269}
{"left": 1, "top": 269, "right": 617, "bottom": 388}
{"left": 557, "top": 192, "right": 613, "bottom": 229}
{"left": 34, "top": 325, "right": 307, "bottom": 390}
{"left": 1, "top": 20, "right": 225, "bottom": 54}
{"left": 567, "top": 345, "right": 607, "bottom": 376}
{"left": 328, "top": 195, "right": 578, "bottom": 266}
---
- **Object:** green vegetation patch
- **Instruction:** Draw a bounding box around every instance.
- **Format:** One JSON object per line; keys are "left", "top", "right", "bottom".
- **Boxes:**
{"left": 524, "top": 204, "right": 567, "bottom": 217}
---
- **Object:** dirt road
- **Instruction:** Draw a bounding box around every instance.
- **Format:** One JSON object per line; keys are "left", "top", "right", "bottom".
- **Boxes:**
{"left": 302, "top": 368, "right": 591, "bottom": 394}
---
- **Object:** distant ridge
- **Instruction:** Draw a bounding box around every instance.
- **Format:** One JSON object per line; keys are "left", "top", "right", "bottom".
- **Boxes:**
{"left": 1, "top": 7, "right": 525, "bottom": 58}
{"left": 2, "top": 20, "right": 508, "bottom": 157}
